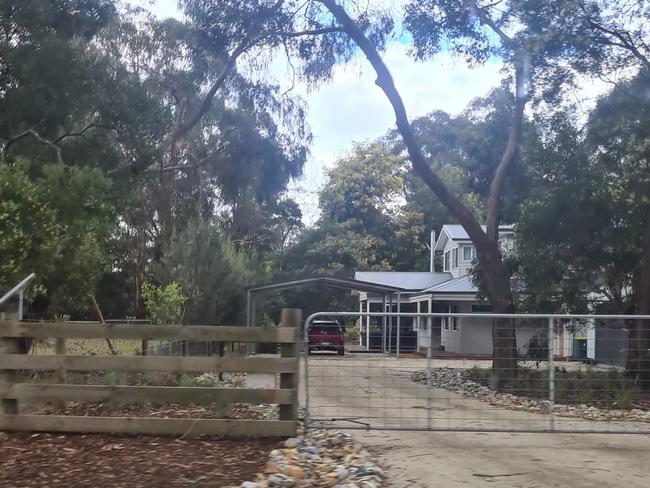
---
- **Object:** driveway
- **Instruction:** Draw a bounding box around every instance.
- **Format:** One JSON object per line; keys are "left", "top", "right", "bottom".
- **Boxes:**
{"left": 300, "top": 353, "right": 650, "bottom": 487}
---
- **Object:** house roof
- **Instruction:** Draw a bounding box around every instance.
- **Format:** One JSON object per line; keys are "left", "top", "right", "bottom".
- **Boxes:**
{"left": 353, "top": 271, "right": 452, "bottom": 291}
{"left": 421, "top": 275, "right": 477, "bottom": 294}
{"left": 434, "top": 224, "right": 514, "bottom": 251}
{"left": 247, "top": 276, "right": 406, "bottom": 295}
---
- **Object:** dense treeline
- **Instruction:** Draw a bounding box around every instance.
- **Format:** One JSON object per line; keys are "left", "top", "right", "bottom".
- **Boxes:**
{"left": 1, "top": 0, "right": 648, "bottom": 381}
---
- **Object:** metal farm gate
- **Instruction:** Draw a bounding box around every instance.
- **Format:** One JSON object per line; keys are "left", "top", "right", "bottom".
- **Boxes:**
{"left": 301, "top": 312, "right": 650, "bottom": 434}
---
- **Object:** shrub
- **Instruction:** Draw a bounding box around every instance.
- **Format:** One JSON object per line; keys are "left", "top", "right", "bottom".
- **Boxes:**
{"left": 141, "top": 281, "right": 187, "bottom": 325}
{"left": 345, "top": 327, "right": 359, "bottom": 344}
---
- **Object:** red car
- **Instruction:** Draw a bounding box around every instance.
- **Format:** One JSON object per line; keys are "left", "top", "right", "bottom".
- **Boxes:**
{"left": 307, "top": 320, "right": 345, "bottom": 356}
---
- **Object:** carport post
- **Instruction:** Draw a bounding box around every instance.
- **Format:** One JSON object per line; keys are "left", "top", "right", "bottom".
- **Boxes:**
{"left": 396, "top": 292, "right": 401, "bottom": 359}
{"left": 359, "top": 299, "right": 363, "bottom": 346}
{"left": 365, "top": 304, "right": 370, "bottom": 350}
{"left": 246, "top": 290, "right": 251, "bottom": 327}
{"left": 382, "top": 295, "right": 387, "bottom": 353}
{"left": 247, "top": 292, "right": 257, "bottom": 328}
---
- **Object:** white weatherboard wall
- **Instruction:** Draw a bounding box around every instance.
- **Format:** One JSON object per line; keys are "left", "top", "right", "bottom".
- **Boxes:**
{"left": 439, "top": 301, "right": 545, "bottom": 355}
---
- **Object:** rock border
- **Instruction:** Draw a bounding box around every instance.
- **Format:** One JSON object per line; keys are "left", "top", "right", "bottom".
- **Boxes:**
{"left": 411, "top": 368, "right": 650, "bottom": 423}
{"left": 237, "top": 429, "right": 384, "bottom": 488}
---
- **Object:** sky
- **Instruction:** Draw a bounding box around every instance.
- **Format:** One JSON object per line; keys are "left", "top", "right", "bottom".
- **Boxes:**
{"left": 135, "top": 1, "right": 603, "bottom": 225}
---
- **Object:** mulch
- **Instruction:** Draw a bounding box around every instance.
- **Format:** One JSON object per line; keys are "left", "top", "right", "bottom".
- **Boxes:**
{"left": 0, "top": 431, "right": 276, "bottom": 487}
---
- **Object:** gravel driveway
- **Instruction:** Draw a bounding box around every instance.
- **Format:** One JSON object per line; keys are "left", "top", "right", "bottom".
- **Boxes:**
{"left": 301, "top": 353, "right": 650, "bottom": 487}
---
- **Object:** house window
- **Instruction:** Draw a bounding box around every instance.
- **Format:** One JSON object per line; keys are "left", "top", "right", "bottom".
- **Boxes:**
{"left": 472, "top": 304, "right": 492, "bottom": 313}
{"left": 444, "top": 251, "right": 450, "bottom": 271}
{"left": 463, "top": 246, "right": 473, "bottom": 261}
{"left": 453, "top": 248, "right": 458, "bottom": 268}
{"left": 443, "top": 305, "right": 458, "bottom": 331}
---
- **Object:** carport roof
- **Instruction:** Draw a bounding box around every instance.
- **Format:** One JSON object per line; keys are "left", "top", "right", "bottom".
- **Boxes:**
{"left": 421, "top": 275, "right": 477, "bottom": 294}
{"left": 246, "top": 276, "right": 407, "bottom": 295}
{"left": 354, "top": 271, "right": 452, "bottom": 291}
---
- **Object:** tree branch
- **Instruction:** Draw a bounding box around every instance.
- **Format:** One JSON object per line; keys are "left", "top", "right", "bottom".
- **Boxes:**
{"left": 283, "top": 26, "right": 344, "bottom": 37}
{"left": 52, "top": 123, "right": 105, "bottom": 144}
{"left": 468, "top": 0, "right": 513, "bottom": 46}
{"left": 578, "top": 0, "right": 650, "bottom": 71}
{"left": 1, "top": 127, "right": 64, "bottom": 164}
{"left": 160, "top": 38, "right": 252, "bottom": 151}
{"left": 485, "top": 63, "right": 527, "bottom": 242}
{"left": 318, "top": 0, "right": 493, "bottom": 254}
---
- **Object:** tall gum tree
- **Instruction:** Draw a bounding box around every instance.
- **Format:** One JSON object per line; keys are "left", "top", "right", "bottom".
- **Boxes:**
{"left": 314, "top": 0, "right": 535, "bottom": 378}
{"left": 296, "top": 0, "right": 648, "bottom": 379}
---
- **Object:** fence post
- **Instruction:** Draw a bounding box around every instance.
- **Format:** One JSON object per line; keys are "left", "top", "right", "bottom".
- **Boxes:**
{"left": 55, "top": 337, "right": 67, "bottom": 410}
{"left": 548, "top": 317, "right": 555, "bottom": 431}
{"left": 279, "top": 308, "right": 301, "bottom": 432}
{"left": 0, "top": 317, "right": 20, "bottom": 415}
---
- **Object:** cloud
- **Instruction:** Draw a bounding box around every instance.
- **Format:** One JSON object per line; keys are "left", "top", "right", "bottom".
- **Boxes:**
{"left": 291, "top": 44, "right": 504, "bottom": 224}
{"left": 134, "top": 0, "right": 505, "bottom": 224}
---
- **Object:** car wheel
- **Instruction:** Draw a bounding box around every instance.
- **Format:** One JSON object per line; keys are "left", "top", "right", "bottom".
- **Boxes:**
{"left": 337, "top": 348, "right": 344, "bottom": 356}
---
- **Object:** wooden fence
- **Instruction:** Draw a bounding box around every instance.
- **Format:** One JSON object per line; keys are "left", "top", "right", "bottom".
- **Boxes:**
{"left": 0, "top": 308, "right": 301, "bottom": 438}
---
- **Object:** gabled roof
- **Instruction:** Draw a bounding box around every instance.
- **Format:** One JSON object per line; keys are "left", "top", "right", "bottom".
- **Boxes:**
{"left": 434, "top": 224, "right": 514, "bottom": 251}
{"left": 421, "top": 275, "right": 477, "bottom": 294}
{"left": 354, "top": 271, "right": 452, "bottom": 292}
{"left": 247, "top": 276, "right": 406, "bottom": 295}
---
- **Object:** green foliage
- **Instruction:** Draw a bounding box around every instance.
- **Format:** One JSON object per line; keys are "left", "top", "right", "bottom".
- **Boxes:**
{"left": 345, "top": 327, "right": 359, "bottom": 344}
{"left": 0, "top": 160, "right": 114, "bottom": 314}
{"left": 104, "top": 371, "right": 125, "bottom": 386}
{"left": 516, "top": 74, "right": 649, "bottom": 313}
{"left": 179, "top": 374, "right": 196, "bottom": 388}
{"left": 141, "top": 282, "right": 187, "bottom": 325}
{"left": 613, "top": 389, "right": 634, "bottom": 410}
{"left": 156, "top": 218, "right": 265, "bottom": 325}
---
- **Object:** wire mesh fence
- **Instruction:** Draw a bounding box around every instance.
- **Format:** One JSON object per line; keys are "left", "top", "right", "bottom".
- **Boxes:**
{"left": 302, "top": 312, "right": 650, "bottom": 434}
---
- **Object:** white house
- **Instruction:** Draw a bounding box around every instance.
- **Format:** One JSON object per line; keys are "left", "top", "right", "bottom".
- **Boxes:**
{"left": 355, "top": 224, "right": 541, "bottom": 356}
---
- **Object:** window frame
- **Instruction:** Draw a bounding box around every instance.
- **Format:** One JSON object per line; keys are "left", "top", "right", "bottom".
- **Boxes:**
{"left": 463, "top": 245, "right": 473, "bottom": 261}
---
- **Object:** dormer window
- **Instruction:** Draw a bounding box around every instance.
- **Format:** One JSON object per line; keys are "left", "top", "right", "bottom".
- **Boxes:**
{"left": 463, "top": 245, "right": 475, "bottom": 261}
{"left": 444, "top": 248, "right": 459, "bottom": 271}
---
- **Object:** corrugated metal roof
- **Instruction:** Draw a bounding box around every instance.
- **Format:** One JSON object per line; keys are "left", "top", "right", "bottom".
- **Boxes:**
{"left": 443, "top": 224, "right": 514, "bottom": 240}
{"left": 434, "top": 224, "right": 514, "bottom": 251}
{"left": 354, "top": 271, "right": 452, "bottom": 291}
{"left": 421, "top": 275, "right": 477, "bottom": 294}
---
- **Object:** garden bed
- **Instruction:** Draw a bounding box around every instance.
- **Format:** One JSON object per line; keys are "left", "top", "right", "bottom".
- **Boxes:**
{"left": 465, "top": 365, "right": 650, "bottom": 410}
{"left": 0, "top": 431, "right": 275, "bottom": 487}
{"left": 411, "top": 366, "right": 650, "bottom": 422}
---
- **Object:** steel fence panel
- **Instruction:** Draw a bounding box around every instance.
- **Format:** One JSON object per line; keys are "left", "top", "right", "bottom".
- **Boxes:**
{"left": 302, "top": 312, "right": 650, "bottom": 435}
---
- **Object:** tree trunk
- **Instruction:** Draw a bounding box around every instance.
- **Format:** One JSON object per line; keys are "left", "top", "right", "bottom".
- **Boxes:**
{"left": 319, "top": 0, "right": 518, "bottom": 379}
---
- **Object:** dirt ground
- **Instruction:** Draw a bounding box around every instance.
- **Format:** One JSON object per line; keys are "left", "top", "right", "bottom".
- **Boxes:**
{"left": 302, "top": 353, "right": 650, "bottom": 488}
{"left": 0, "top": 432, "right": 275, "bottom": 487}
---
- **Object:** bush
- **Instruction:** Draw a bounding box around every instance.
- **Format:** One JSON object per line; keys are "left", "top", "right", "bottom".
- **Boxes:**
{"left": 345, "top": 327, "right": 359, "bottom": 344}
{"left": 141, "top": 282, "right": 187, "bottom": 325}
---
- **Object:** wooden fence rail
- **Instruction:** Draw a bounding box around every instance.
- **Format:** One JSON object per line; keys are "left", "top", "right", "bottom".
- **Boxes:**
{"left": 0, "top": 309, "right": 302, "bottom": 438}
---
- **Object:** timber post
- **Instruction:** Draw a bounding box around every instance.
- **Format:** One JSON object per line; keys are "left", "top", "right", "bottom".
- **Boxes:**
{"left": 0, "top": 314, "right": 20, "bottom": 414}
{"left": 55, "top": 337, "right": 67, "bottom": 410}
{"left": 279, "top": 308, "right": 301, "bottom": 430}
